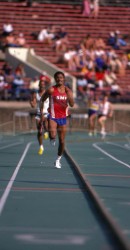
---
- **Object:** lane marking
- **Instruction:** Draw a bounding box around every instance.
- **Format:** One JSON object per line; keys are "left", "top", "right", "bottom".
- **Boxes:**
{"left": 15, "top": 233, "right": 88, "bottom": 245}
{"left": 0, "top": 142, "right": 32, "bottom": 215}
{"left": 93, "top": 142, "right": 130, "bottom": 169}
{"left": 106, "top": 141, "right": 130, "bottom": 151}
{"left": 0, "top": 141, "right": 24, "bottom": 150}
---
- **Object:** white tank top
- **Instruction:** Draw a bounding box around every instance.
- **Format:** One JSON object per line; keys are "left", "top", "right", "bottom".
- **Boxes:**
{"left": 100, "top": 101, "right": 110, "bottom": 116}
{"left": 36, "top": 92, "right": 49, "bottom": 115}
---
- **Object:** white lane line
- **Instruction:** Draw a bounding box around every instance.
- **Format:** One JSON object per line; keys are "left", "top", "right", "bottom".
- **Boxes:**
{"left": 0, "top": 142, "right": 32, "bottom": 215}
{"left": 0, "top": 141, "right": 23, "bottom": 150}
{"left": 93, "top": 142, "right": 130, "bottom": 169}
{"left": 106, "top": 141, "right": 130, "bottom": 150}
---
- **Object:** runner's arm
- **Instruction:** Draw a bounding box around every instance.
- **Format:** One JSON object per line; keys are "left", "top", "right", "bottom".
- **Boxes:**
{"left": 40, "top": 87, "right": 53, "bottom": 113}
{"left": 65, "top": 86, "right": 74, "bottom": 107}
{"left": 29, "top": 92, "right": 36, "bottom": 108}
{"left": 108, "top": 103, "right": 113, "bottom": 117}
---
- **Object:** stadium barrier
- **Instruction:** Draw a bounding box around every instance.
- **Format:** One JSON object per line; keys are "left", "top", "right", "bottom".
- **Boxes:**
{"left": 13, "top": 111, "right": 30, "bottom": 135}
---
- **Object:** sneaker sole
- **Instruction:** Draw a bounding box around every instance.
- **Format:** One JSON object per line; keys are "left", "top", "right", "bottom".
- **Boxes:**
{"left": 54, "top": 162, "right": 61, "bottom": 169}
{"left": 54, "top": 165, "right": 61, "bottom": 169}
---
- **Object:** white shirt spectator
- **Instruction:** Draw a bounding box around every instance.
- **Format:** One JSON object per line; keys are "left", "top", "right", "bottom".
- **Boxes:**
{"left": 0, "top": 76, "right": 5, "bottom": 89}
{"left": 3, "top": 23, "right": 13, "bottom": 33}
{"left": 38, "top": 27, "right": 55, "bottom": 42}
{"left": 13, "top": 76, "right": 24, "bottom": 86}
{"left": 64, "top": 50, "right": 76, "bottom": 61}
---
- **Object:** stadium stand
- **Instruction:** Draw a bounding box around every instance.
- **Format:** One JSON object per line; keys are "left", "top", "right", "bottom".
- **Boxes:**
{"left": 0, "top": 0, "right": 130, "bottom": 102}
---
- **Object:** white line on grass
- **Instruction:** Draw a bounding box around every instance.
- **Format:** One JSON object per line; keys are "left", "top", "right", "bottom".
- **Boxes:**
{"left": 93, "top": 142, "right": 130, "bottom": 169}
{"left": 0, "top": 142, "right": 32, "bottom": 215}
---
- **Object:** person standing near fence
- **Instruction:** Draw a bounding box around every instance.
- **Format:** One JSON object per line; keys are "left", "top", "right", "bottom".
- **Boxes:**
{"left": 40, "top": 71, "right": 74, "bottom": 169}
{"left": 98, "top": 94, "right": 113, "bottom": 139}
{"left": 30, "top": 78, "right": 49, "bottom": 155}
{"left": 88, "top": 93, "right": 99, "bottom": 136}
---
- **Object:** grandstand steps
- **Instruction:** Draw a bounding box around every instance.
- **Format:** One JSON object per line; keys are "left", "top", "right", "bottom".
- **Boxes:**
{"left": 0, "top": 2, "right": 130, "bottom": 102}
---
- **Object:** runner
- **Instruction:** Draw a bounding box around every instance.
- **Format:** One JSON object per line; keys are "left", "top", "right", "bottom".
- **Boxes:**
{"left": 30, "top": 78, "right": 49, "bottom": 155}
{"left": 88, "top": 93, "right": 99, "bottom": 136}
{"left": 40, "top": 71, "right": 74, "bottom": 168}
{"left": 98, "top": 93, "right": 113, "bottom": 139}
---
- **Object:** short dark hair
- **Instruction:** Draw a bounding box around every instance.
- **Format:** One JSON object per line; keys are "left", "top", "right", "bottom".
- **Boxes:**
{"left": 54, "top": 71, "right": 65, "bottom": 79}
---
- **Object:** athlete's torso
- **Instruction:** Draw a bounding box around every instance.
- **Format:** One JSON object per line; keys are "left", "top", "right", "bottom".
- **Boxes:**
{"left": 89, "top": 100, "right": 99, "bottom": 111}
{"left": 49, "top": 86, "right": 68, "bottom": 118}
{"left": 36, "top": 92, "right": 49, "bottom": 115}
{"left": 99, "top": 101, "right": 110, "bottom": 116}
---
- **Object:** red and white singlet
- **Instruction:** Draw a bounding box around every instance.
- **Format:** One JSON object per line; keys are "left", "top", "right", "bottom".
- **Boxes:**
{"left": 49, "top": 86, "right": 69, "bottom": 119}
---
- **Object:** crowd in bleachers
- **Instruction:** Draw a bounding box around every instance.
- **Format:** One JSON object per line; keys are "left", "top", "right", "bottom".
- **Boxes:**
{"left": 0, "top": 22, "right": 28, "bottom": 52}
{"left": 44, "top": 28, "right": 129, "bottom": 102}
{"left": 0, "top": 23, "right": 129, "bottom": 102}
{"left": 0, "top": 1, "right": 130, "bottom": 103}
{"left": 0, "top": 60, "right": 51, "bottom": 101}
{"left": 28, "top": 3, "right": 130, "bottom": 103}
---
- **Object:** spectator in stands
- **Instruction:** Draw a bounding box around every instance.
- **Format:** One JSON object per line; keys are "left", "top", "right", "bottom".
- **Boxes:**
{"left": 29, "top": 76, "right": 39, "bottom": 93}
{"left": 81, "top": 66, "right": 96, "bottom": 90}
{"left": 77, "top": 74, "right": 88, "bottom": 99}
{"left": 81, "top": 0, "right": 91, "bottom": 17}
{"left": 12, "top": 75, "right": 25, "bottom": 100}
{"left": 110, "top": 81, "right": 123, "bottom": 100}
{"left": 106, "top": 47, "right": 117, "bottom": 62}
{"left": 104, "top": 67, "right": 117, "bottom": 86}
{"left": 2, "top": 23, "right": 13, "bottom": 37}
{"left": 94, "top": 50, "right": 107, "bottom": 72}
{"left": 2, "top": 61, "right": 12, "bottom": 75}
{"left": 90, "top": 0, "right": 100, "bottom": 18}
{"left": 95, "top": 67, "right": 105, "bottom": 89}
{"left": 95, "top": 37, "right": 105, "bottom": 49}
{"left": 80, "top": 34, "right": 95, "bottom": 51}
{"left": 4, "top": 33, "right": 19, "bottom": 48}
{"left": 109, "top": 54, "right": 123, "bottom": 76}
{"left": 15, "top": 63, "right": 26, "bottom": 78}
{"left": 53, "top": 26, "right": 69, "bottom": 54}
{"left": 115, "top": 30, "right": 127, "bottom": 47}
{"left": 16, "top": 33, "right": 27, "bottom": 47}
{"left": 107, "top": 32, "right": 119, "bottom": 50}
{"left": 0, "top": 75, "right": 8, "bottom": 100}
{"left": 4, "top": 68, "right": 15, "bottom": 88}
{"left": 38, "top": 25, "right": 56, "bottom": 44}
{"left": 63, "top": 47, "right": 77, "bottom": 70}
{"left": 119, "top": 52, "right": 128, "bottom": 76}
{"left": 107, "top": 31, "right": 127, "bottom": 50}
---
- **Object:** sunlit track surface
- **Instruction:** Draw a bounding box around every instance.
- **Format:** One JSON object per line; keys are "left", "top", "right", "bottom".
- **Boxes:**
{"left": 0, "top": 133, "right": 130, "bottom": 250}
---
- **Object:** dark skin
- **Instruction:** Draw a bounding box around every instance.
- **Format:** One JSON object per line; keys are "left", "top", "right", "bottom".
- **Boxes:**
{"left": 40, "top": 72, "right": 74, "bottom": 156}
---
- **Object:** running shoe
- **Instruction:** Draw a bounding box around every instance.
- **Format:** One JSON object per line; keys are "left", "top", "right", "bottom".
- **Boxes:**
{"left": 54, "top": 159, "right": 61, "bottom": 169}
{"left": 38, "top": 146, "right": 44, "bottom": 155}
{"left": 43, "top": 132, "right": 49, "bottom": 140}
